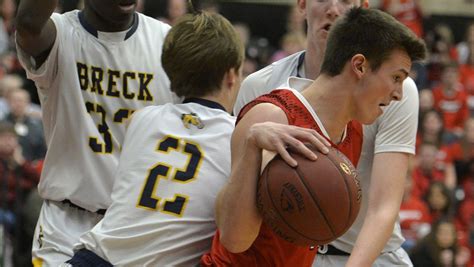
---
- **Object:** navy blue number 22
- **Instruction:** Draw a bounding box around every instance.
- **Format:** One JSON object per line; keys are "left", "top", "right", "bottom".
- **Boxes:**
{"left": 137, "top": 135, "right": 203, "bottom": 216}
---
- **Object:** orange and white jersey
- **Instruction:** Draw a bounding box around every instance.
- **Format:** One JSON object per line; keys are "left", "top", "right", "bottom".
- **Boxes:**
{"left": 16, "top": 10, "right": 180, "bottom": 212}
{"left": 78, "top": 101, "right": 235, "bottom": 266}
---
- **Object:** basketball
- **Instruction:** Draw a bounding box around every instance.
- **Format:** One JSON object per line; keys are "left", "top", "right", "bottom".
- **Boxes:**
{"left": 256, "top": 145, "right": 361, "bottom": 246}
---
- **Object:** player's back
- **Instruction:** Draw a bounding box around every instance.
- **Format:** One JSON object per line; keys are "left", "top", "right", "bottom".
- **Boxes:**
{"left": 78, "top": 102, "right": 235, "bottom": 266}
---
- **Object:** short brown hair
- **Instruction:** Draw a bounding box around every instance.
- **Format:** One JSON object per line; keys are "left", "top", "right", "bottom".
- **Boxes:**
{"left": 162, "top": 12, "right": 244, "bottom": 98}
{"left": 321, "top": 7, "right": 427, "bottom": 76}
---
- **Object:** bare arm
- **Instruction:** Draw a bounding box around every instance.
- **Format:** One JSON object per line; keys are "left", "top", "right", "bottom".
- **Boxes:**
{"left": 345, "top": 152, "right": 409, "bottom": 267}
{"left": 216, "top": 103, "right": 330, "bottom": 253}
{"left": 16, "top": 0, "right": 57, "bottom": 65}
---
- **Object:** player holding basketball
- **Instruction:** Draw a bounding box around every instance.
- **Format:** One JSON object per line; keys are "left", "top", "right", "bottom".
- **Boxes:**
{"left": 233, "top": 0, "right": 422, "bottom": 266}
{"left": 201, "top": 7, "right": 426, "bottom": 266}
{"left": 62, "top": 11, "right": 245, "bottom": 266}
{"left": 15, "top": 0, "right": 179, "bottom": 265}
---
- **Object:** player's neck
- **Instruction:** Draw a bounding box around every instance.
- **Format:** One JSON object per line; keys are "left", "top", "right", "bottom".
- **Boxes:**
{"left": 303, "top": 44, "right": 325, "bottom": 79}
{"left": 302, "top": 76, "right": 352, "bottom": 144}
{"left": 82, "top": 7, "right": 135, "bottom": 32}
{"left": 197, "top": 94, "right": 232, "bottom": 114}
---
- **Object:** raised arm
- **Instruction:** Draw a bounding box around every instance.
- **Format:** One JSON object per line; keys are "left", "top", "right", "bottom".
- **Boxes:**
{"left": 216, "top": 103, "right": 330, "bottom": 253}
{"left": 16, "top": 0, "right": 57, "bottom": 65}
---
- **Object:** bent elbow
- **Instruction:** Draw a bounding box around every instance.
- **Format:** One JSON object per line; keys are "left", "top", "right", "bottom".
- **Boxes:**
{"left": 219, "top": 231, "right": 253, "bottom": 253}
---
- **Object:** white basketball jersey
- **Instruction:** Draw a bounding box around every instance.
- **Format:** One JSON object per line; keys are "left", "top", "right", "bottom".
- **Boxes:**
{"left": 78, "top": 102, "right": 235, "bottom": 266}
{"left": 16, "top": 11, "right": 180, "bottom": 211}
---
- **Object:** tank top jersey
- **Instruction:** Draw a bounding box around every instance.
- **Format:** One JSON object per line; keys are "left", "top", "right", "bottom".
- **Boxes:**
{"left": 15, "top": 10, "right": 180, "bottom": 212}
{"left": 79, "top": 100, "right": 235, "bottom": 266}
{"left": 201, "top": 89, "right": 363, "bottom": 267}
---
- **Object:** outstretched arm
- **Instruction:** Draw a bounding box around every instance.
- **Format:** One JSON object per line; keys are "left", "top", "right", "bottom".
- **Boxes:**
{"left": 346, "top": 152, "right": 409, "bottom": 267}
{"left": 216, "top": 103, "right": 330, "bottom": 253}
{"left": 16, "top": 0, "right": 57, "bottom": 65}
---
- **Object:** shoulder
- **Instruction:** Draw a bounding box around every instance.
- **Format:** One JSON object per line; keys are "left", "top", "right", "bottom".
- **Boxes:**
{"left": 243, "top": 51, "right": 302, "bottom": 89}
{"left": 235, "top": 52, "right": 303, "bottom": 115}
{"left": 137, "top": 13, "right": 171, "bottom": 35}
{"left": 50, "top": 10, "right": 78, "bottom": 26}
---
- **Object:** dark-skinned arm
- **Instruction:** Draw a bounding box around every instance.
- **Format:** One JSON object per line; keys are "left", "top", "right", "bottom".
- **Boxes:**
{"left": 16, "top": 0, "right": 58, "bottom": 66}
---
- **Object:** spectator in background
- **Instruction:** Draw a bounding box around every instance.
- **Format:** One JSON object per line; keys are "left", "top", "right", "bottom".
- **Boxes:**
{"left": 417, "top": 109, "right": 445, "bottom": 148}
{"left": 399, "top": 164, "right": 431, "bottom": 252}
{"left": 269, "top": 32, "right": 306, "bottom": 63}
{"left": 454, "top": 118, "right": 474, "bottom": 184}
{"left": 459, "top": 41, "right": 474, "bottom": 114}
{"left": 457, "top": 22, "right": 474, "bottom": 65}
{"left": 2, "top": 88, "right": 46, "bottom": 161}
{"left": 381, "top": 0, "right": 424, "bottom": 37}
{"left": 0, "top": 0, "right": 16, "bottom": 53}
{"left": 425, "top": 182, "right": 455, "bottom": 223}
{"left": 0, "top": 74, "right": 22, "bottom": 119}
{"left": 158, "top": 0, "right": 188, "bottom": 26}
{"left": 232, "top": 22, "right": 259, "bottom": 79}
{"left": 426, "top": 24, "right": 459, "bottom": 86}
{"left": 0, "top": 121, "right": 41, "bottom": 266}
{"left": 419, "top": 89, "right": 435, "bottom": 116}
{"left": 0, "top": 74, "right": 41, "bottom": 120}
{"left": 412, "top": 143, "right": 457, "bottom": 198}
{"left": 410, "top": 217, "right": 470, "bottom": 267}
{"left": 432, "top": 61, "right": 469, "bottom": 138}
{"left": 198, "top": 0, "right": 219, "bottom": 14}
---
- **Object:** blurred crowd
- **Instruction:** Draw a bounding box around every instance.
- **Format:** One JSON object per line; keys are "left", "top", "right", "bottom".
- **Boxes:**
{"left": 0, "top": 0, "right": 473, "bottom": 266}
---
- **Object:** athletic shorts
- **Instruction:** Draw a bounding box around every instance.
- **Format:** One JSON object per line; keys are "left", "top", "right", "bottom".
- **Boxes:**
{"left": 31, "top": 200, "right": 104, "bottom": 267}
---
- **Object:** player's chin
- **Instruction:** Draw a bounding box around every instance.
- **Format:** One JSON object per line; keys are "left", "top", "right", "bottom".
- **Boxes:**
{"left": 359, "top": 110, "right": 382, "bottom": 125}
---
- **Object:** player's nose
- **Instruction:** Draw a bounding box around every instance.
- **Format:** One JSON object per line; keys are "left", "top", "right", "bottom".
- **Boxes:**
{"left": 391, "top": 85, "right": 403, "bottom": 101}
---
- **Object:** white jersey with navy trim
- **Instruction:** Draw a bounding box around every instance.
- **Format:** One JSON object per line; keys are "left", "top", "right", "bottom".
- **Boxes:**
{"left": 236, "top": 52, "right": 419, "bottom": 256}
{"left": 78, "top": 102, "right": 235, "bottom": 266}
{"left": 16, "top": 10, "right": 179, "bottom": 212}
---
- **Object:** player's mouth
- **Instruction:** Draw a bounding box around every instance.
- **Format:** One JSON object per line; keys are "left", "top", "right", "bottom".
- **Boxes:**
{"left": 118, "top": 1, "right": 137, "bottom": 13}
{"left": 321, "top": 23, "right": 332, "bottom": 32}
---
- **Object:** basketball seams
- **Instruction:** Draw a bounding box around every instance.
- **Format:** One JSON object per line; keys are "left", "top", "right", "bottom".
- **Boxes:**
{"left": 293, "top": 161, "right": 337, "bottom": 239}
{"left": 325, "top": 149, "right": 354, "bottom": 232}
{"left": 265, "top": 159, "right": 319, "bottom": 244}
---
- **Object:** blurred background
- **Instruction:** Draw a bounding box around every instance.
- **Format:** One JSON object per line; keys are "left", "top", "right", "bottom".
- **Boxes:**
{"left": 0, "top": 0, "right": 473, "bottom": 266}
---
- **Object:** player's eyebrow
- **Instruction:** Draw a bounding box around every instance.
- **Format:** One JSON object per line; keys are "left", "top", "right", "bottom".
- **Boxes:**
{"left": 399, "top": 69, "right": 409, "bottom": 79}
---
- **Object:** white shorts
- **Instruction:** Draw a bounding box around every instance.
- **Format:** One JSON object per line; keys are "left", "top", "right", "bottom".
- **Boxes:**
{"left": 31, "top": 200, "right": 104, "bottom": 267}
{"left": 312, "top": 245, "right": 413, "bottom": 267}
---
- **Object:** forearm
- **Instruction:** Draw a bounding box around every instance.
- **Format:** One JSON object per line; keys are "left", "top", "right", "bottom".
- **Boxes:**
{"left": 346, "top": 207, "right": 399, "bottom": 266}
{"left": 16, "top": 0, "right": 57, "bottom": 58}
{"left": 16, "top": 0, "right": 56, "bottom": 35}
{"left": 346, "top": 152, "right": 409, "bottom": 267}
{"left": 216, "top": 140, "right": 263, "bottom": 253}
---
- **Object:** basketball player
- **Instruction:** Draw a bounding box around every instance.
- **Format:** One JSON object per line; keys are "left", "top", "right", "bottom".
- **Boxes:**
{"left": 233, "top": 0, "right": 422, "bottom": 266}
{"left": 15, "top": 0, "right": 179, "bottom": 265}
{"left": 201, "top": 7, "right": 426, "bottom": 266}
{"left": 63, "top": 11, "right": 244, "bottom": 266}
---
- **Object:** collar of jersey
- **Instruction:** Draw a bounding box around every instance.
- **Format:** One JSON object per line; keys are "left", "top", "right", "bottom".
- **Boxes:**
{"left": 78, "top": 11, "right": 139, "bottom": 41}
{"left": 183, "top": 98, "right": 226, "bottom": 112}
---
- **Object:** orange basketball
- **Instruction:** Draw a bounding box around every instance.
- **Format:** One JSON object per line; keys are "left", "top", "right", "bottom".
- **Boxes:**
{"left": 256, "top": 145, "right": 361, "bottom": 246}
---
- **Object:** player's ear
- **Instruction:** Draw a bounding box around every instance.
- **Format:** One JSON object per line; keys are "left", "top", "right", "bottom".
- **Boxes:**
{"left": 296, "top": 0, "right": 306, "bottom": 17}
{"left": 351, "top": 54, "right": 367, "bottom": 79}
{"left": 224, "top": 68, "right": 238, "bottom": 90}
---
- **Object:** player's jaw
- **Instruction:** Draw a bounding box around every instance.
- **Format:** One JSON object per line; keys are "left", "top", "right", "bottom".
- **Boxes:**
{"left": 84, "top": 0, "right": 137, "bottom": 31}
